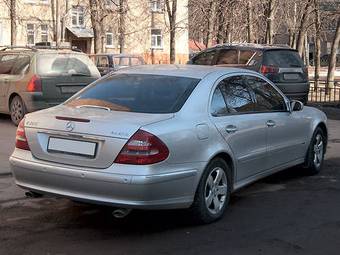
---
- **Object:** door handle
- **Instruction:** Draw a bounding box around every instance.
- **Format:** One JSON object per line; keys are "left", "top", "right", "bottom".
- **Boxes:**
{"left": 225, "top": 125, "right": 238, "bottom": 133}
{"left": 266, "top": 120, "right": 276, "bottom": 127}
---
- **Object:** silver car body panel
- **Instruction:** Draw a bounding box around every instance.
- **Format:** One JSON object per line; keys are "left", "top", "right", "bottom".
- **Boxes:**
{"left": 10, "top": 65, "right": 328, "bottom": 209}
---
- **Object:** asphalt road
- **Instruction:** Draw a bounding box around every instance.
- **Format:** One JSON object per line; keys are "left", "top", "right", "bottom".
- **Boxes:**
{"left": 0, "top": 109, "right": 340, "bottom": 255}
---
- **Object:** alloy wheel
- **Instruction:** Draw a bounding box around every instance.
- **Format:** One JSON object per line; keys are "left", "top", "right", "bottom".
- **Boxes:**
{"left": 313, "top": 133, "right": 324, "bottom": 168}
{"left": 204, "top": 167, "right": 228, "bottom": 215}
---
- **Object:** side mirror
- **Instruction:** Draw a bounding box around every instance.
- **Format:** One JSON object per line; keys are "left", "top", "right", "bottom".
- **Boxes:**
{"left": 290, "top": 100, "right": 304, "bottom": 112}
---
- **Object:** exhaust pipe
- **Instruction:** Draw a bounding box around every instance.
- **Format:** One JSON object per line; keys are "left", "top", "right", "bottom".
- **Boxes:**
{"left": 25, "top": 191, "right": 43, "bottom": 198}
{"left": 112, "top": 208, "right": 132, "bottom": 219}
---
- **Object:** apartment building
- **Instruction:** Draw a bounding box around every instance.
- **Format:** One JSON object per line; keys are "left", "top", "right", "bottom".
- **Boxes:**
{"left": 0, "top": 0, "right": 189, "bottom": 64}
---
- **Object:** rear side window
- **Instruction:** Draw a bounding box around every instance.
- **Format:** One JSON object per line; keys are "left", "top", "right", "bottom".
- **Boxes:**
{"left": 263, "top": 50, "right": 304, "bottom": 67}
{"left": 216, "top": 49, "right": 238, "bottom": 65}
{"left": 37, "top": 53, "right": 100, "bottom": 77}
{"left": 219, "top": 76, "right": 254, "bottom": 113}
{"left": 0, "top": 54, "right": 18, "bottom": 74}
{"left": 11, "top": 55, "right": 30, "bottom": 75}
{"left": 66, "top": 74, "right": 200, "bottom": 114}
{"left": 192, "top": 51, "right": 216, "bottom": 65}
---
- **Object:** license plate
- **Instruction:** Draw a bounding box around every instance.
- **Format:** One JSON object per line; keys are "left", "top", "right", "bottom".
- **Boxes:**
{"left": 61, "top": 86, "right": 84, "bottom": 94}
{"left": 48, "top": 137, "right": 97, "bottom": 157}
{"left": 284, "top": 73, "right": 300, "bottom": 80}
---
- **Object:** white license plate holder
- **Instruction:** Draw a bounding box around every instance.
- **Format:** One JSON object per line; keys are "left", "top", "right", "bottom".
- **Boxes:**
{"left": 47, "top": 137, "right": 97, "bottom": 158}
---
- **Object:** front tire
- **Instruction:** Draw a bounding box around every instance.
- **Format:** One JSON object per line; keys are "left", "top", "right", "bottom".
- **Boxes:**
{"left": 190, "top": 158, "right": 232, "bottom": 224}
{"left": 304, "top": 127, "right": 326, "bottom": 175}
{"left": 10, "top": 96, "right": 27, "bottom": 126}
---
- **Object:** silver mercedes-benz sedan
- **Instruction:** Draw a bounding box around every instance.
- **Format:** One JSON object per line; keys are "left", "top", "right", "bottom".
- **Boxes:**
{"left": 10, "top": 65, "right": 327, "bottom": 223}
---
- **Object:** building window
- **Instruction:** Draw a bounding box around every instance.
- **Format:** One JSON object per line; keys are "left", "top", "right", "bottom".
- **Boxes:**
{"left": 27, "top": 24, "right": 35, "bottom": 45}
{"left": 72, "top": 6, "right": 85, "bottom": 27}
{"left": 40, "top": 24, "right": 48, "bottom": 42}
{"left": 150, "top": 0, "right": 163, "bottom": 12}
{"left": 151, "top": 29, "right": 162, "bottom": 49}
{"left": 106, "top": 33, "right": 114, "bottom": 48}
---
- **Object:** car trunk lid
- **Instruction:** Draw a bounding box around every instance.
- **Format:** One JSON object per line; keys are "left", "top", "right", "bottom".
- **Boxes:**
{"left": 24, "top": 105, "right": 173, "bottom": 168}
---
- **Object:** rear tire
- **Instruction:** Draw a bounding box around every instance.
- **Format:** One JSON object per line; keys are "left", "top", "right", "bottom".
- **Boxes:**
{"left": 189, "top": 158, "right": 232, "bottom": 224}
{"left": 304, "top": 127, "right": 326, "bottom": 175}
{"left": 10, "top": 96, "right": 27, "bottom": 126}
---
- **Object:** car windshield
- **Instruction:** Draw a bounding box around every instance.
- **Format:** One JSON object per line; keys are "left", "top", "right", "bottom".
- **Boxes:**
{"left": 65, "top": 74, "right": 200, "bottom": 113}
{"left": 37, "top": 53, "right": 100, "bottom": 77}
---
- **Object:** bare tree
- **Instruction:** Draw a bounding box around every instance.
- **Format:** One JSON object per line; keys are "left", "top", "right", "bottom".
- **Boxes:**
{"left": 327, "top": 16, "right": 340, "bottom": 89}
{"left": 118, "top": 0, "right": 126, "bottom": 53}
{"left": 313, "top": 0, "right": 321, "bottom": 89}
{"left": 10, "top": 0, "right": 16, "bottom": 46}
{"left": 264, "top": 0, "right": 278, "bottom": 44}
{"left": 165, "top": 0, "right": 177, "bottom": 64}
{"left": 296, "top": 0, "right": 313, "bottom": 56}
{"left": 247, "top": 0, "right": 253, "bottom": 43}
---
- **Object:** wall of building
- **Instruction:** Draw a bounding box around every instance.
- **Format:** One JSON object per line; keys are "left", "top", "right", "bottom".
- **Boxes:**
{"left": 0, "top": 0, "right": 189, "bottom": 64}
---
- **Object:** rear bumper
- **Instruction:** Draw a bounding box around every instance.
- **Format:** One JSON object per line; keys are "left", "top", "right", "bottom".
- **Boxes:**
{"left": 9, "top": 151, "right": 199, "bottom": 209}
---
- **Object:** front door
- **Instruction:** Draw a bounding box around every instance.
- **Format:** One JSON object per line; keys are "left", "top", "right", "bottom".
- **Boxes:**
{"left": 245, "top": 75, "right": 308, "bottom": 169}
{"left": 210, "top": 75, "right": 268, "bottom": 181}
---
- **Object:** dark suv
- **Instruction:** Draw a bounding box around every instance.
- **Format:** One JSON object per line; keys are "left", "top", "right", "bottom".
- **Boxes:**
{"left": 188, "top": 44, "right": 309, "bottom": 104}
{"left": 0, "top": 46, "right": 100, "bottom": 125}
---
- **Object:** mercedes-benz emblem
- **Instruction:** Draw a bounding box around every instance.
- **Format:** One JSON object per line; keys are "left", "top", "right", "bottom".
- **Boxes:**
{"left": 66, "top": 121, "right": 75, "bottom": 132}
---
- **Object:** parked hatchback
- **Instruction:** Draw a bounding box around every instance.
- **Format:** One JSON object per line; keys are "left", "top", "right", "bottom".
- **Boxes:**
{"left": 188, "top": 43, "right": 310, "bottom": 104}
{"left": 0, "top": 46, "right": 100, "bottom": 125}
{"left": 90, "top": 53, "right": 145, "bottom": 76}
{"left": 10, "top": 65, "right": 327, "bottom": 224}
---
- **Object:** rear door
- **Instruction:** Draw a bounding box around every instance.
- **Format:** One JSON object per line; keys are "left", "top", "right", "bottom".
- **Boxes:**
{"left": 262, "top": 50, "right": 309, "bottom": 95}
{"left": 36, "top": 53, "right": 100, "bottom": 106}
{"left": 245, "top": 75, "right": 308, "bottom": 168}
{"left": 0, "top": 54, "right": 18, "bottom": 111}
{"left": 210, "top": 75, "right": 268, "bottom": 181}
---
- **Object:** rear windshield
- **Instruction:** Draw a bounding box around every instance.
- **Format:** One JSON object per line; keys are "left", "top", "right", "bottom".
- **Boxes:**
{"left": 263, "top": 50, "right": 304, "bottom": 67}
{"left": 66, "top": 74, "right": 200, "bottom": 113}
{"left": 37, "top": 53, "right": 100, "bottom": 77}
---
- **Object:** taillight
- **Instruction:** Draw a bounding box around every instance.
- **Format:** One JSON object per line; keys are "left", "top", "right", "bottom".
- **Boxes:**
{"left": 261, "top": 65, "right": 279, "bottom": 74}
{"left": 114, "top": 130, "right": 169, "bottom": 165}
{"left": 15, "top": 118, "right": 30, "bottom": 151}
{"left": 27, "top": 75, "right": 42, "bottom": 92}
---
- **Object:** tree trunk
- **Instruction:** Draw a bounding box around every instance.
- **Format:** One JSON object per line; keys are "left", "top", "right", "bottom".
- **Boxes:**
{"left": 89, "top": 0, "right": 101, "bottom": 53}
{"left": 51, "top": 0, "right": 57, "bottom": 42}
{"left": 265, "top": 0, "right": 275, "bottom": 44}
{"left": 119, "top": 0, "right": 126, "bottom": 54}
{"left": 54, "top": 0, "right": 60, "bottom": 45}
{"left": 10, "top": 0, "right": 16, "bottom": 46}
{"left": 314, "top": 0, "right": 321, "bottom": 90}
{"left": 296, "top": 0, "right": 313, "bottom": 56}
{"left": 216, "top": 1, "right": 224, "bottom": 44}
{"left": 247, "top": 0, "right": 253, "bottom": 43}
{"left": 165, "top": 0, "right": 177, "bottom": 64}
{"left": 326, "top": 17, "right": 340, "bottom": 90}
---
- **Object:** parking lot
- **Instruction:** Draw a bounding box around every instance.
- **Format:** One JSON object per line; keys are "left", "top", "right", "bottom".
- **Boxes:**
{"left": 1, "top": 108, "right": 340, "bottom": 255}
